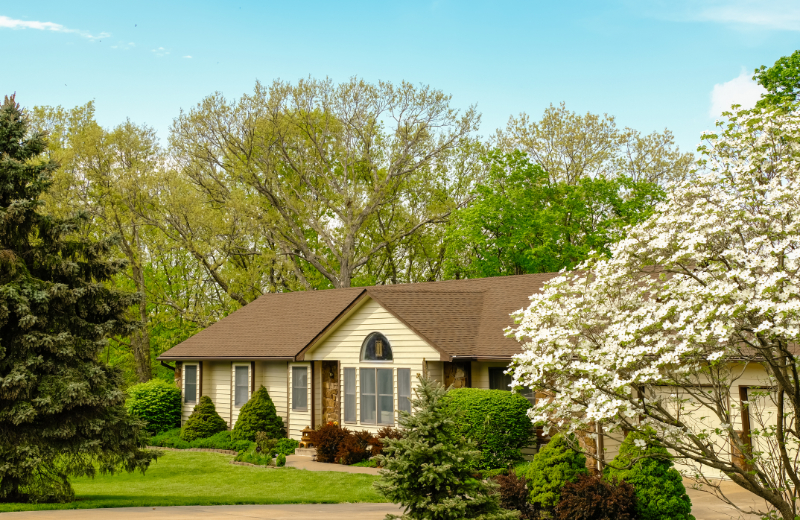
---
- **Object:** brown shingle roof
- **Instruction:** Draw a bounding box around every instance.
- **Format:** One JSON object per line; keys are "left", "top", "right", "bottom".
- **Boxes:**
{"left": 158, "top": 273, "right": 557, "bottom": 361}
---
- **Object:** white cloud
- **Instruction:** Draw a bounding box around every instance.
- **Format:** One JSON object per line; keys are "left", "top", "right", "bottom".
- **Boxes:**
{"left": 111, "top": 41, "right": 135, "bottom": 50}
{"left": 0, "top": 15, "right": 109, "bottom": 39}
{"left": 151, "top": 47, "right": 169, "bottom": 57}
{"left": 709, "top": 70, "right": 767, "bottom": 117}
{"left": 638, "top": 0, "right": 800, "bottom": 32}
{"left": 183, "top": 55, "right": 192, "bottom": 59}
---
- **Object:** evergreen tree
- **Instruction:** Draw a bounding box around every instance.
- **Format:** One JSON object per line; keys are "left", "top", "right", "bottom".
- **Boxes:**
{"left": 526, "top": 433, "right": 588, "bottom": 515}
{"left": 0, "top": 95, "right": 152, "bottom": 503}
{"left": 605, "top": 430, "right": 694, "bottom": 520}
{"left": 375, "top": 376, "right": 518, "bottom": 520}
{"left": 231, "top": 385, "right": 286, "bottom": 441}
{"left": 181, "top": 396, "right": 228, "bottom": 441}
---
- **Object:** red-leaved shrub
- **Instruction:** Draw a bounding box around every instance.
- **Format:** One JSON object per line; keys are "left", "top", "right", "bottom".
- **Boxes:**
{"left": 336, "top": 430, "right": 372, "bottom": 464}
{"left": 370, "top": 426, "right": 403, "bottom": 458}
{"left": 555, "top": 474, "right": 638, "bottom": 520}
{"left": 494, "top": 470, "right": 538, "bottom": 520}
{"left": 309, "top": 423, "right": 350, "bottom": 463}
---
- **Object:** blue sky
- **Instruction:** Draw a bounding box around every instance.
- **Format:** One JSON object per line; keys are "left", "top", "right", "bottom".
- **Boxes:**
{"left": 2, "top": 1, "right": 799, "bottom": 154}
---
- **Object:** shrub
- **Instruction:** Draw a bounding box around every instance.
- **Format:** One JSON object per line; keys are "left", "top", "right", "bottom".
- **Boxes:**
{"left": 126, "top": 380, "right": 182, "bottom": 434}
{"left": 494, "top": 470, "right": 537, "bottom": 520}
{"left": 555, "top": 474, "right": 638, "bottom": 520}
{"left": 336, "top": 430, "right": 372, "bottom": 465}
{"left": 371, "top": 426, "right": 403, "bottom": 458}
{"left": 180, "top": 396, "right": 229, "bottom": 442}
{"left": 442, "top": 388, "right": 534, "bottom": 469}
{"left": 275, "top": 438, "right": 299, "bottom": 456}
{"left": 231, "top": 386, "right": 286, "bottom": 441}
{"left": 309, "top": 423, "right": 350, "bottom": 463}
{"left": 234, "top": 446, "right": 273, "bottom": 466}
{"left": 276, "top": 453, "right": 286, "bottom": 467}
{"left": 150, "top": 428, "right": 254, "bottom": 452}
{"left": 526, "top": 433, "right": 588, "bottom": 514}
{"left": 605, "top": 431, "right": 694, "bottom": 520}
{"left": 375, "top": 375, "right": 517, "bottom": 520}
{"left": 254, "top": 432, "right": 279, "bottom": 456}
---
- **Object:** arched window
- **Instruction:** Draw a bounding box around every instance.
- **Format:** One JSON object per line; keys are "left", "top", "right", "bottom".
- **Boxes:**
{"left": 361, "top": 332, "right": 393, "bottom": 361}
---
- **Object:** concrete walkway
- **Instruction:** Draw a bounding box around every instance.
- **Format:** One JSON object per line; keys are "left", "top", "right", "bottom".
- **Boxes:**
{"left": 284, "top": 455, "right": 379, "bottom": 475}
{"left": 1, "top": 504, "right": 403, "bottom": 520}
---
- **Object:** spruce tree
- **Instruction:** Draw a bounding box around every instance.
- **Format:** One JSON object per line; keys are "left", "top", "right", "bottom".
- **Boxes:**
{"left": 181, "top": 396, "right": 228, "bottom": 441}
{"left": 0, "top": 95, "right": 152, "bottom": 502}
{"left": 375, "top": 376, "right": 518, "bottom": 520}
{"left": 526, "top": 433, "right": 588, "bottom": 514}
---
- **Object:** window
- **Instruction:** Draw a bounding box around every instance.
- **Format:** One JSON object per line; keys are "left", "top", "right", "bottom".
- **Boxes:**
{"left": 292, "top": 366, "right": 308, "bottom": 410}
{"left": 344, "top": 367, "right": 356, "bottom": 423}
{"left": 184, "top": 364, "right": 197, "bottom": 403}
{"left": 489, "top": 367, "right": 534, "bottom": 406}
{"left": 360, "top": 368, "right": 376, "bottom": 423}
{"left": 361, "top": 368, "right": 394, "bottom": 424}
{"left": 234, "top": 365, "right": 249, "bottom": 407}
{"left": 398, "top": 368, "right": 411, "bottom": 414}
{"left": 361, "top": 332, "right": 393, "bottom": 361}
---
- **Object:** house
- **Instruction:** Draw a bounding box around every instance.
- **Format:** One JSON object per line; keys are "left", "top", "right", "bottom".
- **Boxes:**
{"left": 158, "top": 273, "right": 552, "bottom": 441}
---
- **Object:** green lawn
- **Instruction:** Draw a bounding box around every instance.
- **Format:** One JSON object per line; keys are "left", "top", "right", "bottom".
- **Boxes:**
{"left": 0, "top": 450, "right": 388, "bottom": 512}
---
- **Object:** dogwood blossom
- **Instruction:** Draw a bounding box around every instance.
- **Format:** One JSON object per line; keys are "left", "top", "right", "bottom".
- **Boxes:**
{"left": 508, "top": 106, "right": 800, "bottom": 519}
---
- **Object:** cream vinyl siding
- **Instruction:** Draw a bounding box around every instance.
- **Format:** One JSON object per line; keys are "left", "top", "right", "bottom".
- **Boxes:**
{"left": 180, "top": 362, "right": 200, "bottom": 425}
{"left": 257, "top": 361, "right": 288, "bottom": 430}
{"left": 288, "top": 362, "right": 312, "bottom": 440}
{"left": 425, "top": 361, "right": 443, "bottom": 384}
{"left": 230, "top": 362, "right": 251, "bottom": 426}
{"left": 471, "top": 361, "right": 511, "bottom": 389}
{"left": 205, "top": 361, "right": 233, "bottom": 428}
{"left": 305, "top": 297, "right": 439, "bottom": 435}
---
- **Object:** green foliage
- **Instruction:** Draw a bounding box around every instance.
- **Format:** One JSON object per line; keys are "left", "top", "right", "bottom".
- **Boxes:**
{"left": 0, "top": 95, "right": 153, "bottom": 503}
{"left": 442, "top": 388, "right": 533, "bottom": 469}
{"left": 126, "top": 380, "right": 182, "bottom": 433}
{"left": 180, "top": 396, "right": 229, "bottom": 442}
{"left": 605, "top": 431, "right": 694, "bottom": 520}
{"left": 232, "top": 386, "right": 286, "bottom": 441}
{"left": 150, "top": 428, "right": 253, "bottom": 452}
{"left": 526, "top": 434, "right": 588, "bottom": 514}
{"left": 276, "top": 453, "right": 286, "bottom": 467}
{"left": 445, "top": 150, "right": 664, "bottom": 278}
{"left": 275, "top": 438, "right": 299, "bottom": 456}
{"left": 375, "top": 376, "right": 518, "bottom": 520}
{"left": 754, "top": 51, "right": 800, "bottom": 109}
{"left": 234, "top": 447, "right": 274, "bottom": 466}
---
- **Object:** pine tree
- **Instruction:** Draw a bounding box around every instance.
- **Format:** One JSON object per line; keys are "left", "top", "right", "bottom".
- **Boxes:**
{"left": 0, "top": 95, "right": 152, "bottom": 503}
{"left": 231, "top": 385, "right": 286, "bottom": 441}
{"left": 605, "top": 430, "right": 694, "bottom": 520}
{"left": 375, "top": 376, "right": 518, "bottom": 520}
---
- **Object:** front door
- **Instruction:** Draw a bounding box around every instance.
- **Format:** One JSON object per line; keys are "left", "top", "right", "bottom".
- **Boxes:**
{"left": 321, "top": 361, "right": 340, "bottom": 424}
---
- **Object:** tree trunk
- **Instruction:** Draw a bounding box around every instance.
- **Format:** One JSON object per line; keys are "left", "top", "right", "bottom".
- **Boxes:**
{"left": 131, "top": 262, "right": 152, "bottom": 382}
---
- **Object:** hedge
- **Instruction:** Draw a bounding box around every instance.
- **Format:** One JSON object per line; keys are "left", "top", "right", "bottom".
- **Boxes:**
{"left": 126, "top": 379, "right": 182, "bottom": 434}
{"left": 442, "top": 388, "right": 534, "bottom": 469}
{"left": 150, "top": 428, "right": 254, "bottom": 452}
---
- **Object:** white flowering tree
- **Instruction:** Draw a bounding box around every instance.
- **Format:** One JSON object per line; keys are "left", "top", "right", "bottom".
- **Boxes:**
{"left": 508, "top": 106, "right": 800, "bottom": 520}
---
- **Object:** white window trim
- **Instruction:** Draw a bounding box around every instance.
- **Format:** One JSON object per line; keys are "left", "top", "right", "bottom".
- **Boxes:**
{"left": 290, "top": 364, "right": 310, "bottom": 412}
{"left": 232, "top": 362, "right": 251, "bottom": 409}
{"left": 183, "top": 363, "right": 199, "bottom": 404}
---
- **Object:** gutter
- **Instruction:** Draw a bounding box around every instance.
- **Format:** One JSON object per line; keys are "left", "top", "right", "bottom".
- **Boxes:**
{"left": 157, "top": 356, "right": 296, "bottom": 361}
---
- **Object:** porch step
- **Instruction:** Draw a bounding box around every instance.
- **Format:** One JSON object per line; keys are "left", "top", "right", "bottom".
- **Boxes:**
{"left": 294, "top": 448, "right": 317, "bottom": 457}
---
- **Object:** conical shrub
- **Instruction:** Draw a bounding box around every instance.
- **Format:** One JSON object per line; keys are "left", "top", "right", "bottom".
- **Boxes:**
{"left": 526, "top": 433, "right": 588, "bottom": 514}
{"left": 605, "top": 430, "right": 694, "bottom": 520}
{"left": 232, "top": 386, "right": 286, "bottom": 441}
{"left": 181, "top": 396, "right": 228, "bottom": 441}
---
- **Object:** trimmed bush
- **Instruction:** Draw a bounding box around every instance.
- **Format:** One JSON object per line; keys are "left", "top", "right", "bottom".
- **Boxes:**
{"left": 605, "top": 430, "right": 694, "bottom": 520}
{"left": 180, "top": 396, "right": 229, "bottom": 442}
{"left": 494, "top": 470, "right": 537, "bottom": 520}
{"left": 276, "top": 453, "right": 286, "bottom": 467}
{"left": 526, "top": 433, "right": 588, "bottom": 514}
{"left": 126, "top": 379, "right": 182, "bottom": 434}
{"left": 555, "top": 474, "right": 638, "bottom": 520}
{"left": 442, "top": 388, "right": 534, "bottom": 469}
{"left": 231, "top": 386, "right": 286, "bottom": 441}
{"left": 309, "top": 423, "right": 350, "bottom": 463}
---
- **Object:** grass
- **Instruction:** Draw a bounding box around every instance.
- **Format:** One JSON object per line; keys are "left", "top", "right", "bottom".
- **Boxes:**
{"left": 0, "top": 450, "right": 388, "bottom": 512}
